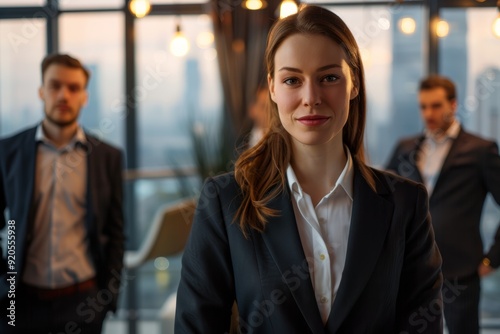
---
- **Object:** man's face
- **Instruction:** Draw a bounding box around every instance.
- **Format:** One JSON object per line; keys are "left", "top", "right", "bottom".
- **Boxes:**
{"left": 39, "top": 64, "right": 88, "bottom": 127}
{"left": 419, "top": 87, "right": 457, "bottom": 133}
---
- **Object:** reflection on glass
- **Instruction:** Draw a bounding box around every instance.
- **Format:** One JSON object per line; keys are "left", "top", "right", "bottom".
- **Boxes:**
{"left": 0, "top": 19, "right": 45, "bottom": 137}
{"left": 59, "top": 12, "right": 125, "bottom": 149}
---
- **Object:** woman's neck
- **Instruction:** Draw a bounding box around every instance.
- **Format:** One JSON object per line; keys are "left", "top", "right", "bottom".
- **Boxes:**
{"left": 290, "top": 140, "right": 347, "bottom": 206}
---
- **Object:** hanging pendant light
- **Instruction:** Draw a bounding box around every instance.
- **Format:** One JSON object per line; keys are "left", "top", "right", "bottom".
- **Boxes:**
{"left": 436, "top": 20, "right": 449, "bottom": 38}
{"left": 399, "top": 17, "right": 416, "bottom": 35}
{"left": 170, "top": 23, "right": 190, "bottom": 57}
{"left": 129, "top": 0, "right": 151, "bottom": 18}
{"left": 493, "top": 1, "right": 500, "bottom": 38}
{"left": 242, "top": 0, "right": 267, "bottom": 10}
{"left": 279, "top": 0, "right": 298, "bottom": 19}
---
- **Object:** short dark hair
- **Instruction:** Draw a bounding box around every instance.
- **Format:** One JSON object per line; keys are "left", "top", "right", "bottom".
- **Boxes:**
{"left": 419, "top": 75, "right": 456, "bottom": 101}
{"left": 41, "top": 53, "right": 90, "bottom": 87}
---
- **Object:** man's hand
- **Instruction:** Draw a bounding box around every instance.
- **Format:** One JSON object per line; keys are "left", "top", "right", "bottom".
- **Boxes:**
{"left": 479, "top": 258, "right": 494, "bottom": 277}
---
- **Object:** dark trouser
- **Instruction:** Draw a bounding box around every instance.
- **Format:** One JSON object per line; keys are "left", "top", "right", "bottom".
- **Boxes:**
{"left": 1, "top": 279, "right": 108, "bottom": 334}
{"left": 442, "top": 273, "right": 480, "bottom": 334}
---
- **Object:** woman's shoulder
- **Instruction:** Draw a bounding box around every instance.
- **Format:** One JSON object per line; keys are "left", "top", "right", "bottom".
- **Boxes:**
{"left": 368, "top": 166, "right": 428, "bottom": 198}
{"left": 200, "top": 172, "right": 242, "bottom": 200}
{"left": 204, "top": 171, "right": 238, "bottom": 189}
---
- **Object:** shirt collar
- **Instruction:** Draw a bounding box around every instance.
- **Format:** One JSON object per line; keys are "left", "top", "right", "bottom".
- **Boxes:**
{"left": 424, "top": 120, "right": 460, "bottom": 141}
{"left": 286, "top": 147, "right": 354, "bottom": 201}
{"left": 36, "top": 123, "right": 87, "bottom": 149}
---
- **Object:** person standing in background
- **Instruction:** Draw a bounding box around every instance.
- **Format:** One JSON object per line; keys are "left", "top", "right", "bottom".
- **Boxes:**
{"left": 0, "top": 53, "right": 125, "bottom": 334}
{"left": 386, "top": 74, "right": 500, "bottom": 334}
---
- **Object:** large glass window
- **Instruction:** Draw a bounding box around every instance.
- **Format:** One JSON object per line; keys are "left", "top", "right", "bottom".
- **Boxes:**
{"left": 328, "top": 5, "right": 426, "bottom": 167}
{"left": 135, "top": 14, "right": 222, "bottom": 169}
{"left": 59, "top": 12, "right": 125, "bottom": 149}
{"left": 440, "top": 7, "right": 500, "bottom": 322}
{"left": 0, "top": 19, "right": 45, "bottom": 137}
{"left": 59, "top": 0, "right": 123, "bottom": 10}
{"left": 0, "top": 0, "right": 44, "bottom": 6}
{"left": 2, "top": 2, "right": 500, "bottom": 333}
{"left": 131, "top": 12, "right": 222, "bottom": 317}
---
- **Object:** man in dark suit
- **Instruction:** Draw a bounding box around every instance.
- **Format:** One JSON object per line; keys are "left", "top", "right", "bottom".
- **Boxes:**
{"left": 0, "top": 54, "right": 125, "bottom": 333}
{"left": 386, "top": 75, "right": 500, "bottom": 334}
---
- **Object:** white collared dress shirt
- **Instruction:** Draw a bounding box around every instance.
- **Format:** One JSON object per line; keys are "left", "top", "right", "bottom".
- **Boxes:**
{"left": 286, "top": 149, "right": 354, "bottom": 323}
{"left": 417, "top": 120, "right": 460, "bottom": 195}
{"left": 22, "top": 124, "right": 95, "bottom": 288}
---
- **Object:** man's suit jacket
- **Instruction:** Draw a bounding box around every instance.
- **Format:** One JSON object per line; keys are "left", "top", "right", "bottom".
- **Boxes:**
{"left": 0, "top": 126, "right": 125, "bottom": 311}
{"left": 386, "top": 127, "right": 500, "bottom": 279}
{"left": 175, "top": 164, "right": 443, "bottom": 333}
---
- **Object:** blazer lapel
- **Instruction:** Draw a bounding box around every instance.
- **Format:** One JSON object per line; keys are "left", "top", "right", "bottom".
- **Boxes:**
{"left": 19, "top": 127, "right": 37, "bottom": 213}
{"left": 260, "top": 188, "right": 325, "bottom": 334}
{"left": 325, "top": 168, "right": 393, "bottom": 333}
{"left": 84, "top": 134, "right": 99, "bottom": 233}
{"left": 430, "top": 127, "right": 464, "bottom": 199}
{"left": 409, "top": 136, "right": 425, "bottom": 183}
{"left": 21, "top": 127, "right": 38, "bottom": 232}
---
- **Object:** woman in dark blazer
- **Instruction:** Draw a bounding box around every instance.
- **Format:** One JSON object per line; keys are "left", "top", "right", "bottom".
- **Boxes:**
{"left": 175, "top": 5, "right": 443, "bottom": 333}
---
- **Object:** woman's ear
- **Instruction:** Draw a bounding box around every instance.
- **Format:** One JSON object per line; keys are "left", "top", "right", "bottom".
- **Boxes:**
{"left": 350, "top": 80, "right": 359, "bottom": 100}
{"left": 268, "top": 74, "right": 276, "bottom": 102}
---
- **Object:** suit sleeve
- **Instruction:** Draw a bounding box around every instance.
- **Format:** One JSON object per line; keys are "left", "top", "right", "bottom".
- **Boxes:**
{"left": 481, "top": 142, "right": 500, "bottom": 267}
{"left": 104, "top": 149, "right": 125, "bottom": 312}
{"left": 396, "top": 184, "right": 443, "bottom": 333}
{"left": 175, "top": 177, "right": 235, "bottom": 334}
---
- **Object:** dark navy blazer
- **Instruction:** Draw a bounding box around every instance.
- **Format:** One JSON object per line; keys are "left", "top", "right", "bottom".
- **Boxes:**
{"left": 387, "top": 127, "right": 500, "bottom": 279}
{"left": 175, "top": 163, "right": 443, "bottom": 333}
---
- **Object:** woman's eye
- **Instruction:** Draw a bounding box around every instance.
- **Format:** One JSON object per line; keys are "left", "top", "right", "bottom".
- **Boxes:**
{"left": 322, "top": 75, "right": 339, "bottom": 82}
{"left": 284, "top": 78, "right": 299, "bottom": 85}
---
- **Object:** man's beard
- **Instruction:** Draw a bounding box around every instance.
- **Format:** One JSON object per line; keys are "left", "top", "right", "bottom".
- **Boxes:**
{"left": 45, "top": 107, "right": 79, "bottom": 127}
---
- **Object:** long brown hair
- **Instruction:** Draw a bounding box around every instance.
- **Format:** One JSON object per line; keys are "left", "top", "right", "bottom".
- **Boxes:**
{"left": 234, "top": 5, "right": 374, "bottom": 236}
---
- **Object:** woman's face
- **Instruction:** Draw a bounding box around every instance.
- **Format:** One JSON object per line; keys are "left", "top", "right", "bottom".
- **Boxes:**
{"left": 269, "top": 33, "right": 358, "bottom": 150}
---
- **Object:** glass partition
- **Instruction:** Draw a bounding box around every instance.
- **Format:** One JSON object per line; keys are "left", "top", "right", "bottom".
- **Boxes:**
{"left": 0, "top": 19, "right": 45, "bottom": 137}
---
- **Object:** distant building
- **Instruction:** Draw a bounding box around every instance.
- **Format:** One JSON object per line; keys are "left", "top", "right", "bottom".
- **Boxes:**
{"left": 439, "top": 10, "right": 468, "bottom": 127}
{"left": 80, "top": 63, "right": 101, "bottom": 131}
{"left": 475, "top": 67, "right": 500, "bottom": 142}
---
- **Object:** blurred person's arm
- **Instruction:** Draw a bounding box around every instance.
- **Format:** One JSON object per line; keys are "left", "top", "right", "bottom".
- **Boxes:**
{"left": 480, "top": 142, "right": 500, "bottom": 275}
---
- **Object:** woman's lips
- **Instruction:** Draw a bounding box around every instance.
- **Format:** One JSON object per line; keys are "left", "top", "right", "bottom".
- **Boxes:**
{"left": 297, "top": 115, "right": 330, "bottom": 126}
